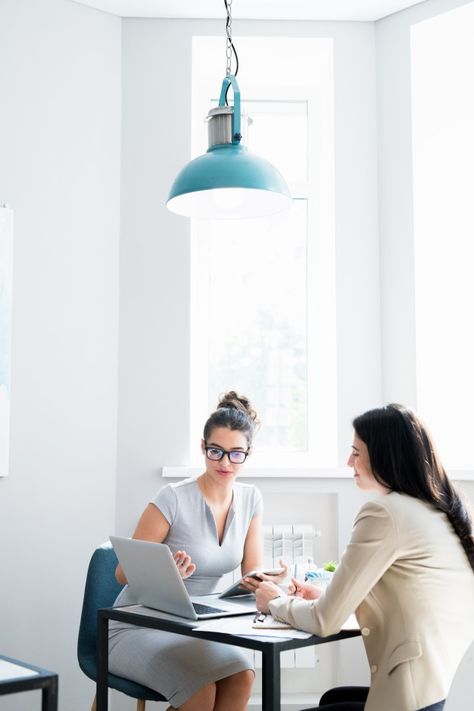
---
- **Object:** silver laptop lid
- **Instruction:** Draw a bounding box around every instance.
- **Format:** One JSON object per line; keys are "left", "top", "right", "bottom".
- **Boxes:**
{"left": 110, "top": 536, "right": 199, "bottom": 619}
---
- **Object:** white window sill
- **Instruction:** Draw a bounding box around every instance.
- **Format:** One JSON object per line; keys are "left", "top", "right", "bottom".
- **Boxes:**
{"left": 164, "top": 466, "right": 360, "bottom": 479}
{"left": 161, "top": 466, "right": 474, "bottom": 481}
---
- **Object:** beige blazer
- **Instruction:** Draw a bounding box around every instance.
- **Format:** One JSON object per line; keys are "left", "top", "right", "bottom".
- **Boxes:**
{"left": 269, "top": 492, "right": 474, "bottom": 711}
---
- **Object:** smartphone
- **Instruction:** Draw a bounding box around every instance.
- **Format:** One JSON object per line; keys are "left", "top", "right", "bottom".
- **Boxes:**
{"left": 247, "top": 568, "right": 284, "bottom": 579}
{"left": 218, "top": 567, "right": 285, "bottom": 598}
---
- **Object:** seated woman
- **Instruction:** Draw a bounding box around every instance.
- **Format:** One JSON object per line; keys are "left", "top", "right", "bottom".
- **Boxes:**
{"left": 253, "top": 403, "right": 474, "bottom": 711}
{"left": 108, "top": 390, "right": 286, "bottom": 711}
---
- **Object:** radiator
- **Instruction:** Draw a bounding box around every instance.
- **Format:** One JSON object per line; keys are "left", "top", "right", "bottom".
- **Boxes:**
{"left": 259, "top": 524, "right": 320, "bottom": 669}
{"left": 263, "top": 523, "right": 317, "bottom": 574}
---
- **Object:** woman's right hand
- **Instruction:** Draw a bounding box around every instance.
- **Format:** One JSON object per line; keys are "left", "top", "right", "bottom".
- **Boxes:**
{"left": 260, "top": 559, "right": 289, "bottom": 585}
{"left": 241, "top": 559, "right": 289, "bottom": 593}
{"left": 287, "top": 577, "right": 322, "bottom": 600}
{"left": 174, "top": 550, "right": 196, "bottom": 579}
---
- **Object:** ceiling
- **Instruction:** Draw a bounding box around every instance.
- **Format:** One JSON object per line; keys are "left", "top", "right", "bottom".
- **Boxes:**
{"left": 70, "top": 0, "right": 427, "bottom": 22}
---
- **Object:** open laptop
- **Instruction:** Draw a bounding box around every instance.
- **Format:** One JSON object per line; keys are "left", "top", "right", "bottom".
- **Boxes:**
{"left": 110, "top": 536, "right": 257, "bottom": 621}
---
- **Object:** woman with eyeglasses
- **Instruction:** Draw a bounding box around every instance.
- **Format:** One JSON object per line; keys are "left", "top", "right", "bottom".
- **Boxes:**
{"left": 252, "top": 404, "right": 474, "bottom": 711}
{"left": 109, "top": 391, "right": 286, "bottom": 711}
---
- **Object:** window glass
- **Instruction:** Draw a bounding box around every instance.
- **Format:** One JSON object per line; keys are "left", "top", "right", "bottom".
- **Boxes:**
{"left": 205, "top": 200, "right": 308, "bottom": 452}
{"left": 243, "top": 100, "right": 308, "bottom": 183}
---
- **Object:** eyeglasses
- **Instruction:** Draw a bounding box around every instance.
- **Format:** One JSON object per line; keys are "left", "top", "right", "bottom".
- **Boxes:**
{"left": 204, "top": 446, "right": 249, "bottom": 464}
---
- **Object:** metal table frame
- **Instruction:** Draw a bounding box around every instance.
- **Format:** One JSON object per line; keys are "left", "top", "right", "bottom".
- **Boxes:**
{"left": 96, "top": 605, "right": 360, "bottom": 711}
{"left": 0, "top": 654, "right": 58, "bottom": 711}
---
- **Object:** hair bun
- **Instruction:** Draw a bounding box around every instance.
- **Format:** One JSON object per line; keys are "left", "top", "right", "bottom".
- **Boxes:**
{"left": 217, "top": 390, "right": 259, "bottom": 426}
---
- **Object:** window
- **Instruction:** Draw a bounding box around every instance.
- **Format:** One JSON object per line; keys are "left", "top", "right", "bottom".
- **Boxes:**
{"left": 411, "top": 4, "right": 474, "bottom": 469}
{"left": 190, "top": 37, "right": 336, "bottom": 467}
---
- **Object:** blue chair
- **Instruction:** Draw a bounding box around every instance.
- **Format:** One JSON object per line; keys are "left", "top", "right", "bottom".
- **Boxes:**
{"left": 77, "top": 542, "right": 166, "bottom": 711}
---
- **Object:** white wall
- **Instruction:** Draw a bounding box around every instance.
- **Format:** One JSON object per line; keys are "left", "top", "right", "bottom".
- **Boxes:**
{"left": 376, "top": 0, "right": 474, "bottom": 568}
{"left": 376, "top": 0, "right": 473, "bottom": 405}
{"left": 0, "top": 1, "right": 121, "bottom": 709}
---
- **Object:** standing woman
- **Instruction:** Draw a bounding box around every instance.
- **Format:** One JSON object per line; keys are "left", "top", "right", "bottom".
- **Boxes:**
{"left": 254, "top": 403, "right": 474, "bottom": 711}
{"left": 109, "top": 391, "right": 284, "bottom": 711}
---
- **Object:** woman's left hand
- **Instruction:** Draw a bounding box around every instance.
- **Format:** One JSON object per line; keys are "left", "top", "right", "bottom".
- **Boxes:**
{"left": 255, "top": 581, "right": 284, "bottom": 613}
{"left": 173, "top": 550, "right": 196, "bottom": 579}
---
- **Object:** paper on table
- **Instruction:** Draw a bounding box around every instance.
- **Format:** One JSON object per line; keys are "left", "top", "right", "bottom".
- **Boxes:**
{"left": 194, "top": 615, "right": 312, "bottom": 639}
{"left": 0, "top": 660, "right": 39, "bottom": 681}
{"left": 252, "top": 614, "right": 293, "bottom": 629}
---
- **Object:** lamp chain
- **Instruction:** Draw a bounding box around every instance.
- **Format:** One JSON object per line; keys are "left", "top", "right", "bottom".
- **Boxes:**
{"left": 225, "top": 0, "right": 233, "bottom": 76}
{"left": 223, "top": 0, "right": 239, "bottom": 105}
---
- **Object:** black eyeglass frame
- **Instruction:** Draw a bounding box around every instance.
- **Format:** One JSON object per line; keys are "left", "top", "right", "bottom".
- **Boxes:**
{"left": 204, "top": 445, "right": 250, "bottom": 464}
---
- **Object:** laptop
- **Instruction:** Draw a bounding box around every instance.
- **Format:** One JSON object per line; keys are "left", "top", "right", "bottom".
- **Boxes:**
{"left": 110, "top": 536, "right": 257, "bottom": 621}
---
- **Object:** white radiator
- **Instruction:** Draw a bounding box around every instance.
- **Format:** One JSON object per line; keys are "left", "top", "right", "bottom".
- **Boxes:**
{"left": 263, "top": 523, "right": 317, "bottom": 573}
{"left": 258, "top": 524, "right": 320, "bottom": 669}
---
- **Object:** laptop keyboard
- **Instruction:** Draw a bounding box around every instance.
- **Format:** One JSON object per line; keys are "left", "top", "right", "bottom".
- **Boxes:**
{"left": 192, "top": 602, "right": 227, "bottom": 615}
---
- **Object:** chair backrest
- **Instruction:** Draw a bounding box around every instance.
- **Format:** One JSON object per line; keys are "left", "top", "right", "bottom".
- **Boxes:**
{"left": 77, "top": 542, "right": 123, "bottom": 677}
{"left": 444, "top": 641, "right": 474, "bottom": 710}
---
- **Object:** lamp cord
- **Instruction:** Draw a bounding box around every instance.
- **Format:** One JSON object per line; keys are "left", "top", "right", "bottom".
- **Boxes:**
{"left": 224, "top": 0, "right": 239, "bottom": 104}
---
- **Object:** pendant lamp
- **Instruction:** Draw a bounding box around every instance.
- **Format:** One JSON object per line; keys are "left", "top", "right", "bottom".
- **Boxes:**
{"left": 166, "top": 2, "right": 292, "bottom": 220}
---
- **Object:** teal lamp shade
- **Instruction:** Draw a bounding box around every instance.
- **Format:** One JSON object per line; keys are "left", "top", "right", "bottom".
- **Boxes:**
{"left": 167, "top": 144, "right": 291, "bottom": 219}
{"left": 166, "top": 75, "right": 292, "bottom": 219}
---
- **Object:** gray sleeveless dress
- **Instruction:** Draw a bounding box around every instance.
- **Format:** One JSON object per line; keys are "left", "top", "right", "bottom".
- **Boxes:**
{"left": 109, "top": 477, "right": 263, "bottom": 708}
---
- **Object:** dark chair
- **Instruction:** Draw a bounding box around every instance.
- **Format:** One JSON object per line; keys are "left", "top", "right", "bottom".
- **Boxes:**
{"left": 77, "top": 542, "right": 166, "bottom": 711}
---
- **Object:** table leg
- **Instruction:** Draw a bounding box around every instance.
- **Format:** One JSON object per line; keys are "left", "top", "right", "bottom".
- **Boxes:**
{"left": 96, "top": 611, "right": 109, "bottom": 711}
{"left": 41, "top": 675, "right": 58, "bottom": 711}
{"left": 261, "top": 645, "right": 281, "bottom": 711}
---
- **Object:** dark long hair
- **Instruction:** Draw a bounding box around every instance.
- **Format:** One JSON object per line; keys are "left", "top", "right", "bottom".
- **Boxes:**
{"left": 353, "top": 403, "right": 474, "bottom": 572}
{"left": 203, "top": 391, "right": 259, "bottom": 447}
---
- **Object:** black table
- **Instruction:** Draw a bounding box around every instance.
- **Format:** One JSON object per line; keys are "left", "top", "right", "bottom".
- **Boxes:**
{"left": 0, "top": 654, "right": 58, "bottom": 711}
{"left": 96, "top": 605, "right": 360, "bottom": 711}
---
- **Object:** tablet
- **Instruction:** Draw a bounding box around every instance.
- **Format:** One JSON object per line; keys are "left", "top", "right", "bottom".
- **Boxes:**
{"left": 218, "top": 568, "right": 285, "bottom": 598}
